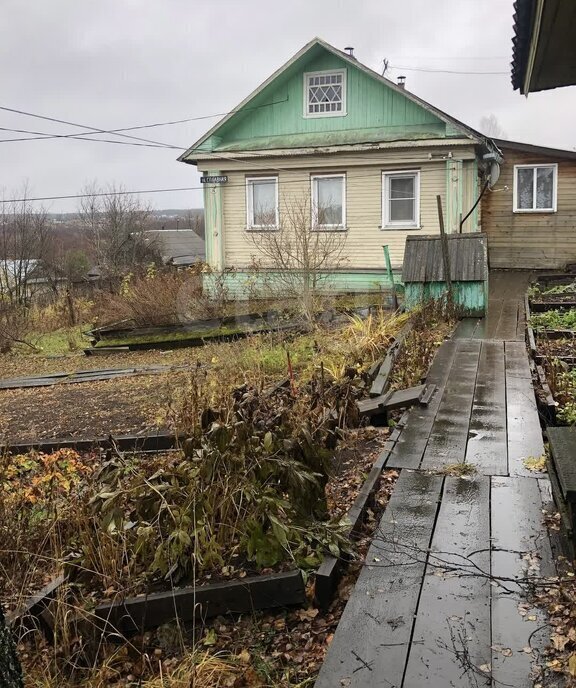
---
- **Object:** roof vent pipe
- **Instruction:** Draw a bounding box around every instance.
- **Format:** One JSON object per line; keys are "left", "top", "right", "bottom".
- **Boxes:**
{"left": 397, "top": 75, "right": 406, "bottom": 89}
{"left": 345, "top": 46, "right": 355, "bottom": 58}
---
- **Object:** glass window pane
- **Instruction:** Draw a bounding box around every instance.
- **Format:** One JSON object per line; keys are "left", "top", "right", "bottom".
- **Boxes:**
{"left": 536, "top": 167, "right": 554, "bottom": 208}
{"left": 517, "top": 168, "right": 534, "bottom": 209}
{"left": 315, "top": 177, "right": 343, "bottom": 225}
{"left": 251, "top": 180, "right": 276, "bottom": 225}
{"left": 390, "top": 176, "right": 415, "bottom": 200}
{"left": 389, "top": 199, "right": 415, "bottom": 222}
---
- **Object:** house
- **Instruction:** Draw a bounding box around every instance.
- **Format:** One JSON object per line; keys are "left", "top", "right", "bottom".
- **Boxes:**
{"left": 179, "top": 38, "right": 501, "bottom": 297}
{"left": 483, "top": 138, "right": 576, "bottom": 269}
{"left": 140, "top": 229, "right": 206, "bottom": 267}
{"left": 512, "top": 0, "right": 576, "bottom": 94}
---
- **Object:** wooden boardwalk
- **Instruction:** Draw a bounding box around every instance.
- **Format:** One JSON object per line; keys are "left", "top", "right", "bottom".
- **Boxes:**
{"left": 315, "top": 272, "right": 554, "bottom": 688}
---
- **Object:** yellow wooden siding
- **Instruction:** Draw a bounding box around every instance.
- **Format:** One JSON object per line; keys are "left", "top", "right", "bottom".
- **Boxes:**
{"left": 217, "top": 146, "right": 477, "bottom": 270}
{"left": 483, "top": 148, "right": 576, "bottom": 269}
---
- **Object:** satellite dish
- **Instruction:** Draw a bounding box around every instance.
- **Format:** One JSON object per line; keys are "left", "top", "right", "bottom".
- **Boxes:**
{"left": 488, "top": 161, "right": 501, "bottom": 188}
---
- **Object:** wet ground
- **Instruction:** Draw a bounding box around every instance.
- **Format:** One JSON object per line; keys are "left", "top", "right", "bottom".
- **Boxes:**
{"left": 316, "top": 271, "right": 556, "bottom": 688}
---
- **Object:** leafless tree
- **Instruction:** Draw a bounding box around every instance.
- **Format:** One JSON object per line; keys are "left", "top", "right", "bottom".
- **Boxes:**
{"left": 77, "top": 182, "right": 160, "bottom": 282}
{"left": 479, "top": 114, "right": 507, "bottom": 139}
{"left": 246, "top": 195, "right": 348, "bottom": 321}
{"left": 0, "top": 186, "right": 51, "bottom": 305}
{"left": 186, "top": 209, "right": 205, "bottom": 239}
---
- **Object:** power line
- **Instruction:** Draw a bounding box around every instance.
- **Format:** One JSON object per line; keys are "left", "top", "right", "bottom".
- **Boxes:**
{"left": 389, "top": 64, "right": 509, "bottom": 75}
{"left": 0, "top": 98, "right": 289, "bottom": 146}
{"left": 0, "top": 105, "right": 186, "bottom": 149}
{"left": 0, "top": 125, "right": 184, "bottom": 149}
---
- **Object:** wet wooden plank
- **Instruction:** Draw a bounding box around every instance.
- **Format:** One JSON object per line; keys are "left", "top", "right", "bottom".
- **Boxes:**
{"left": 465, "top": 340, "right": 508, "bottom": 475}
{"left": 491, "top": 476, "right": 554, "bottom": 688}
{"left": 505, "top": 342, "right": 545, "bottom": 477}
{"left": 451, "top": 318, "right": 481, "bottom": 340}
{"left": 314, "top": 471, "right": 443, "bottom": 688}
{"left": 387, "top": 340, "right": 458, "bottom": 469}
{"left": 484, "top": 299, "right": 504, "bottom": 339}
{"left": 420, "top": 339, "right": 482, "bottom": 470}
{"left": 403, "top": 477, "right": 491, "bottom": 687}
{"left": 496, "top": 299, "right": 522, "bottom": 341}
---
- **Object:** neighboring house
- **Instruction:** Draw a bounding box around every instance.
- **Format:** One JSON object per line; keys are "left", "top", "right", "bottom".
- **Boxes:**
{"left": 512, "top": 0, "right": 576, "bottom": 94}
{"left": 483, "top": 139, "right": 576, "bottom": 269}
{"left": 141, "top": 229, "right": 206, "bottom": 267}
{"left": 0, "top": 258, "right": 55, "bottom": 303}
{"left": 179, "top": 37, "right": 500, "bottom": 296}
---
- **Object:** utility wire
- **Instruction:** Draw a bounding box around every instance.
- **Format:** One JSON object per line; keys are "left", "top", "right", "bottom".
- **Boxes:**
{"left": 0, "top": 125, "right": 184, "bottom": 149}
{"left": 389, "top": 64, "right": 508, "bottom": 75}
{"left": 0, "top": 98, "right": 288, "bottom": 146}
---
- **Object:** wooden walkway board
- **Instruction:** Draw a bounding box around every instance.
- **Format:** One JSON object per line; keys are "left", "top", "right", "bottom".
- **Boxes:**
{"left": 491, "top": 476, "right": 554, "bottom": 688}
{"left": 403, "top": 476, "right": 491, "bottom": 687}
{"left": 314, "top": 471, "right": 443, "bottom": 688}
{"left": 465, "top": 340, "right": 508, "bottom": 475}
{"left": 420, "top": 339, "right": 481, "bottom": 470}
{"left": 387, "top": 340, "right": 458, "bottom": 469}
{"left": 505, "top": 341, "right": 545, "bottom": 477}
{"left": 451, "top": 318, "right": 481, "bottom": 340}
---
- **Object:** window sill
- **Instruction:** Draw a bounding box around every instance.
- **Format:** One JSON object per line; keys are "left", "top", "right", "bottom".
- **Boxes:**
{"left": 312, "top": 226, "right": 348, "bottom": 232}
{"left": 380, "top": 225, "right": 421, "bottom": 231}
{"left": 246, "top": 226, "right": 280, "bottom": 232}
{"left": 512, "top": 209, "right": 556, "bottom": 214}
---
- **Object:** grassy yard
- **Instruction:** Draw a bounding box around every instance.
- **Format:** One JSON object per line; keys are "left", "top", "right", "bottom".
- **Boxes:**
{"left": 1, "top": 299, "right": 456, "bottom": 687}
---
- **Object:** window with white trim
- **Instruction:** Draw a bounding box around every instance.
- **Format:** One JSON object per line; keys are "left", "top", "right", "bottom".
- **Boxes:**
{"left": 513, "top": 164, "right": 557, "bottom": 212}
{"left": 304, "top": 69, "right": 346, "bottom": 118}
{"left": 382, "top": 170, "right": 420, "bottom": 228}
{"left": 246, "top": 177, "right": 278, "bottom": 228}
{"left": 311, "top": 174, "right": 346, "bottom": 229}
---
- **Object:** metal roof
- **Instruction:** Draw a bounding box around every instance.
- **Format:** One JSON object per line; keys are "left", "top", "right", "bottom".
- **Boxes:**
{"left": 402, "top": 233, "right": 488, "bottom": 283}
{"left": 494, "top": 138, "right": 576, "bottom": 161}
{"left": 511, "top": 0, "right": 576, "bottom": 94}
{"left": 143, "top": 229, "right": 205, "bottom": 265}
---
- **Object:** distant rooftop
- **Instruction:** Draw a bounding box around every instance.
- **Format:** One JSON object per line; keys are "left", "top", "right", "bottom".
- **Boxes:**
{"left": 142, "top": 229, "right": 205, "bottom": 266}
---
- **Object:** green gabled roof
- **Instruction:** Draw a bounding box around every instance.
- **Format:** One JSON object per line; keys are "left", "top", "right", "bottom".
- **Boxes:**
{"left": 179, "top": 37, "right": 491, "bottom": 163}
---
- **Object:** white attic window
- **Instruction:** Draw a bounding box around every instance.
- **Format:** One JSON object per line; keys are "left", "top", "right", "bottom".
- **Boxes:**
{"left": 304, "top": 69, "right": 347, "bottom": 118}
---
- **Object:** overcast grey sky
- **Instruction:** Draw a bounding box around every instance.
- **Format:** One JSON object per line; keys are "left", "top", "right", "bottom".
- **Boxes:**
{"left": 2, "top": 0, "right": 576, "bottom": 213}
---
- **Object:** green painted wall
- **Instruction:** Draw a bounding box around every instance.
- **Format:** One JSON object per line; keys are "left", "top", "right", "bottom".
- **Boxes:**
{"left": 404, "top": 281, "right": 488, "bottom": 316}
{"left": 202, "top": 46, "right": 454, "bottom": 152}
{"left": 203, "top": 270, "right": 402, "bottom": 300}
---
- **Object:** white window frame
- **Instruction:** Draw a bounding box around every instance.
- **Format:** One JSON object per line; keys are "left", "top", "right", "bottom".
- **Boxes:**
{"left": 382, "top": 170, "right": 421, "bottom": 229}
{"left": 311, "top": 173, "right": 346, "bottom": 230}
{"left": 513, "top": 163, "right": 558, "bottom": 213}
{"left": 245, "top": 176, "right": 279, "bottom": 229}
{"left": 303, "top": 69, "right": 347, "bottom": 119}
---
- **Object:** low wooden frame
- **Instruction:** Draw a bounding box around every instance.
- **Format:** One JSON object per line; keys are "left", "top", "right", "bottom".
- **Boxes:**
{"left": 314, "top": 412, "right": 408, "bottom": 608}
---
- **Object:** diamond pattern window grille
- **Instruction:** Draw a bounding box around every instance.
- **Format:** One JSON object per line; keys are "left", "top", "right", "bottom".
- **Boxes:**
{"left": 307, "top": 72, "right": 344, "bottom": 115}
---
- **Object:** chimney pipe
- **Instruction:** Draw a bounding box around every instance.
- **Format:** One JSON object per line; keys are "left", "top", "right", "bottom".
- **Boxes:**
{"left": 397, "top": 75, "right": 406, "bottom": 89}
{"left": 345, "top": 46, "right": 355, "bottom": 58}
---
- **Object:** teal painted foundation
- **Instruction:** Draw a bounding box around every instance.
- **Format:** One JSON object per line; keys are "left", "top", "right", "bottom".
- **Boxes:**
{"left": 404, "top": 280, "right": 488, "bottom": 316}
{"left": 203, "top": 270, "right": 402, "bottom": 300}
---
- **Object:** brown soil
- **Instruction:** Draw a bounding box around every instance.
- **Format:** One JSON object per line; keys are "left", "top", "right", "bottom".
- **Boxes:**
{"left": 0, "top": 371, "right": 189, "bottom": 441}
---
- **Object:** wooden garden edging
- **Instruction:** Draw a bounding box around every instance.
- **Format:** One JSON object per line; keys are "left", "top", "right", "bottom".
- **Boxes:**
{"left": 1, "top": 430, "right": 178, "bottom": 455}
{"left": 11, "top": 570, "right": 306, "bottom": 642}
{"left": 314, "top": 412, "right": 409, "bottom": 608}
{"left": 8, "top": 574, "right": 65, "bottom": 639}
{"left": 93, "top": 570, "right": 305, "bottom": 638}
{"left": 369, "top": 324, "right": 412, "bottom": 397}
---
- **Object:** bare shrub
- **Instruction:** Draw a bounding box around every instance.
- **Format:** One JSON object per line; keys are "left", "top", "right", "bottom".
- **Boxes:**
{"left": 91, "top": 267, "right": 202, "bottom": 327}
{"left": 0, "top": 302, "right": 33, "bottom": 353}
{"left": 246, "top": 195, "right": 348, "bottom": 322}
